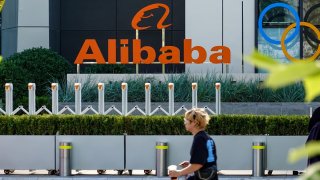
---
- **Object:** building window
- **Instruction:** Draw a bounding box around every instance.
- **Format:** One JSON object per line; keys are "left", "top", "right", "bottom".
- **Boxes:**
{"left": 302, "top": 0, "right": 320, "bottom": 60}
{"left": 257, "top": 0, "right": 300, "bottom": 73}
{"left": 257, "top": 0, "right": 320, "bottom": 73}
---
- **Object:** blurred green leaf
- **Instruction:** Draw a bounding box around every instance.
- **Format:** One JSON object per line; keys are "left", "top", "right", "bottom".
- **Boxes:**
{"left": 304, "top": 74, "right": 320, "bottom": 102}
{"left": 244, "top": 51, "right": 280, "bottom": 71}
{"left": 266, "top": 62, "right": 320, "bottom": 89}
{"left": 288, "top": 141, "right": 320, "bottom": 163}
{"left": 245, "top": 51, "right": 320, "bottom": 102}
{"left": 300, "top": 162, "right": 320, "bottom": 180}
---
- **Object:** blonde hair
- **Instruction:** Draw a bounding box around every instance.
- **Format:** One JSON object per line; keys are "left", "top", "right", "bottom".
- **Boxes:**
{"left": 185, "top": 108, "right": 210, "bottom": 129}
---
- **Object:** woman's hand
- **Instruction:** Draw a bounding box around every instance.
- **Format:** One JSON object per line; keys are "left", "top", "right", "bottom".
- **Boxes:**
{"left": 169, "top": 170, "right": 181, "bottom": 177}
{"left": 179, "top": 161, "right": 190, "bottom": 168}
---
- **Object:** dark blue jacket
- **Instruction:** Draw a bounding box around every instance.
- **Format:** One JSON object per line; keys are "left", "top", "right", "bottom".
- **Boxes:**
{"left": 306, "top": 107, "right": 320, "bottom": 166}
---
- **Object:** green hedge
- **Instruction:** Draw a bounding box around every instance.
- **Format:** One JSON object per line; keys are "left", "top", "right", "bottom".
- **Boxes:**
{"left": 0, "top": 115, "right": 309, "bottom": 135}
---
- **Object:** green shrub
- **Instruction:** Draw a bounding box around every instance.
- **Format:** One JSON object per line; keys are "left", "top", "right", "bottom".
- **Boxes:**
{"left": 207, "top": 115, "right": 266, "bottom": 135}
{"left": 124, "top": 116, "right": 187, "bottom": 135}
{"left": 14, "top": 96, "right": 51, "bottom": 110}
{"left": 57, "top": 77, "right": 98, "bottom": 102}
{"left": 55, "top": 115, "right": 124, "bottom": 135}
{"left": 0, "top": 114, "right": 309, "bottom": 135}
{"left": 0, "top": 48, "right": 72, "bottom": 102}
{"left": 83, "top": 64, "right": 135, "bottom": 74}
{"left": 64, "top": 73, "right": 305, "bottom": 103}
{"left": 265, "top": 115, "right": 309, "bottom": 135}
{"left": 0, "top": 71, "right": 308, "bottom": 103}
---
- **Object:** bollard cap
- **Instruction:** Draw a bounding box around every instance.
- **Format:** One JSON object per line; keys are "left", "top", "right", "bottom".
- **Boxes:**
{"left": 74, "top": 83, "right": 81, "bottom": 91}
{"left": 121, "top": 83, "right": 127, "bottom": 90}
{"left": 59, "top": 142, "right": 72, "bottom": 149}
{"left": 192, "top": 83, "right": 197, "bottom": 90}
{"left": 5, "top": 83, "right": 12, "bottom": 91}
{"left": 145, "top": 83, "right": 151, "bottom": 90}
{"left": 156, "top": 142, "right": 168, "bottom": 149}
{"left": 168, "top": 83, "right": 174, "bottom": 90}
{"left": 51, "top": 83, "right": 58, "bottom": 91}
{"left": 59, "top": 145, "right": 72, "bottom": 150}
{"left": 215, "top": 83, "right": 221, "bottom": 90}
{"left": 252, "top": 142, "right": 265, "bottom": 150}
{"left": 98, "top": 83, "right": 104, "bottom": 90}
{"left": 28, "top": 83, "right": 35, "bottom": 90}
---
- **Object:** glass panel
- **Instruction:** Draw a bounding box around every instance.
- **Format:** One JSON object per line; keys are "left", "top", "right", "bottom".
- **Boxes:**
{"left": 302, "top": 26, "right": 320, "bottom": 60}
{"left": 259, "top": 0, "right": 299, "bottom": 26}
{"left": 258, "top": 28, "right": 300, "bottom": 72}
{"left": 302, "top": 0, "right": 320, "bottom": 60}
{"left": 303, "top": 0, "right": 320, "bottom": 26}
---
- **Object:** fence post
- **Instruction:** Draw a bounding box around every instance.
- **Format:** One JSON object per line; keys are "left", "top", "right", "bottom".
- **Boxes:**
{"left": 168, "top": 83, "right": 174, "bottom": 115}
{"left": 215, "top": 83, "right": 221, "bottom": 115}
{"left": 162, "top": 28, "right": 166, "bottom": 74}
{"left": 75, "top": 83, "right": 81, "bottom": 114}
{"left": 145, "top": 83, "right": 151, "bottom": 116}
{"left": 136, "top": 29, "right": 139, "bottom": 74}
{"left": 5, "top": 83, "right": 13, "bottom": 115}
{"left": 192, "top": 83, "right": 198, "bottom": 108}
{"left": 28, "top": 83, "right": 36, "bottom": 115}
{"left": 122, "top": 83, "right": 128, "bottom": 116}
{"left": 51, "top": 83, "right": 59, "bottom": 115}
{"left": 98, "top": 83, "right": 105, "bottom": 114}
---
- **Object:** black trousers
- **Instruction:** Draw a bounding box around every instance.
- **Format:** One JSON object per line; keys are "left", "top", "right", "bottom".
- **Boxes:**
{"left": 187, "top": 175, "right": 218, "bottom": 180}
{"left": 187, "top": 171, "right": 218, "bottom": 180}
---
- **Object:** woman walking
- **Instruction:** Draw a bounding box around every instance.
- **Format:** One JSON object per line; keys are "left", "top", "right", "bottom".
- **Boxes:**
{"left": 169, "top": 108, "right": 218, "bottom": 180}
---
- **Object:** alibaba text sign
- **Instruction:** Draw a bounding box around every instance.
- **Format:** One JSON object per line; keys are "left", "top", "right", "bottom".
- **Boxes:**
{"left": 74, "top": 3, "right": 231, "bottom": 65}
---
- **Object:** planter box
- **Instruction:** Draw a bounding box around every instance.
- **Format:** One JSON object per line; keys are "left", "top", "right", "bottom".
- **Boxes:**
{"left": 0, "top": 136, "right": 55, "bottom": 169}
{"left": 126, "top": 135, "right": 266, "bottom": 170}
{"left": 0, "top": 135, "right": 307, "bottom": 171}
{"left": 267, "top": 136, "right": 307, "bottom": 170}
{"left": 126, "top": 135, "right": 307, "bottom": 171}
{"left": 126, "top": 135, "right": 192, "bottom": 170}
{"left": 55, "top": 136, "right": 124, "bottom": 170}
{"left": 213, "top": 135, "right": 266, "bottom": 170}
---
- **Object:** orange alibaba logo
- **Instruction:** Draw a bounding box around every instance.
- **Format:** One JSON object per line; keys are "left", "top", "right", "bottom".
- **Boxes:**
{"left": 74, "top": 2, "right": 231, "bottom": 65}
{"left": 131, "top": 3, "right": 171, "bottom": 30}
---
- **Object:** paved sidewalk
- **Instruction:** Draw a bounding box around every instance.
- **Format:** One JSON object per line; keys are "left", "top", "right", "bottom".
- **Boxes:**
{"left": 0, "top": 175, "right": 300, "bottom": 180}
{"left": 0, "top": 170, "right": 300, "bottom": 180}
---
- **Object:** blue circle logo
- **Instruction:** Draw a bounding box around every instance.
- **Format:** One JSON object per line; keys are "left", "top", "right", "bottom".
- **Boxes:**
{"left": 258, "top": 3, "right": 300, "bottom": 45}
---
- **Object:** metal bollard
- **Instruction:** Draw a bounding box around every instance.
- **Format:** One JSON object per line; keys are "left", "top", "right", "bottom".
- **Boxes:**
{"left": 252, "top": 142, "right": 265, "bottom": 177}
{"left": 59, "top": 142, "right": 72, "bottom": 176}
{"left": 156, "top": 142, "right": 168, "bottom": 177}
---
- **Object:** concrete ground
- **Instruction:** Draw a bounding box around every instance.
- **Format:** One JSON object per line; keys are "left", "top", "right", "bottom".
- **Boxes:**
{"left": 0, "top": 170, "right": 301, "bottom": 179}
